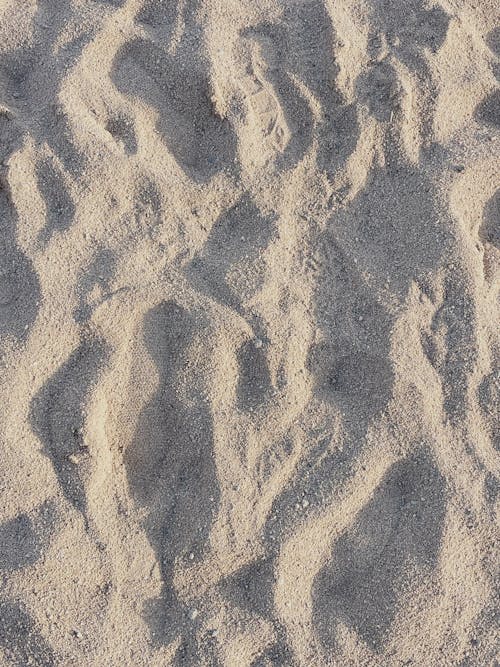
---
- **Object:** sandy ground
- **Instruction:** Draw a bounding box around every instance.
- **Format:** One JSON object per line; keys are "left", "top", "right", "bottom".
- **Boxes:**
{"left": 0, "top": 0, "right": 498, "bottom": 665}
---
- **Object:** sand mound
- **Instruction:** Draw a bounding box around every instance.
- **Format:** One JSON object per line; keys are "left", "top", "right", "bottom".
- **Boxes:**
{"left": 0, "top": 0, "right": 498, "bottom": 665}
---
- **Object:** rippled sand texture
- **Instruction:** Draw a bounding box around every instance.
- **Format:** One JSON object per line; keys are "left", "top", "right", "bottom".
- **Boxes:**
{"left": 0, "top": 0, "right": 498, "bottom": 665}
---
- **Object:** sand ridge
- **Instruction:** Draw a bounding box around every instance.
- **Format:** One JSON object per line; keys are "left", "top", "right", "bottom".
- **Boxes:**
{"left": 0, "top": 0, "right": 498, "bottom": 665}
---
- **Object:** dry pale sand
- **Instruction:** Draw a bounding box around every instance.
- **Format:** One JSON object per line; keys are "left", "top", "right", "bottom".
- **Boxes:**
{"left": 0, "top": 0, "right": 498, "bottom": 665}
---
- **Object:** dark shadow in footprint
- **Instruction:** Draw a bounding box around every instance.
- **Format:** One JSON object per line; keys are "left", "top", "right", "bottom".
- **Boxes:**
{"left": 242, "top": 22, "right": 315, "bottom": 172}
{"left": 0, "top": 500, "right": 58, "bottom": 572}
{"left": 0, "top": 4, "right": 91, "bottom": 177}
{"left": 125, "top": 301, "right": 219, "bottom": 645}
{"left": 30, "top": 338, "right": 108, "bottom": 518}
{"left": 312, "top": 449, "right": 446, "bottom": 651}
{"left": 236, "top": 339, "right": 273, "bottom": 412}
{"left": 368, "top": 0, "right": 450, "bottom": 58}
{"left": 355, "top": 60, "right": 401, "bottom": 122}
{"left": 475, "top": 89, "right": 500, "bottom": 129}
{"left": 134, "top": 176, "right": 162, "bottom": 229}
{"left": 427, "top": 275, "right": 477, "bottom": 425}
{"left": 477, "top": 368, "right": 500, "bottom": 451}
{"left": 243, "top": 0, "right": 359, "bottom": 178}
{"left": 0, "top": 600, "right": 58, "bottom": 666}
{"left": 334, "top": 161, "right": 450, "bottom": 294}
{"left": 222, "top": 557, "right": 274, "bottom": 619}
{"left": 480, "top": 189, "right": 500, "bottom": 250}
{"left": 137, "top": 0, "right": 193, "bottom": 43}
{"left": 282, "top": 0, "right": 359, "bottom": 177}
{"left": 35, "top": 155, "right": 75, "bottom": 246}
{"left": 365, "top": 0, "right": 450, "bottom": 139}
{"left": 221, "top": 557, "right": 296, "bottom": 667}
{"left": 486, "top": 27, "right": 500, "bottom": 56}
{"left": 484, "top": 471, "right": 499, "bottom": 505}
{"left": 172, "top": 631, "right": 222, "bottom": 667}
{"left": 221, "top": 556, "right": 298, "bottom": 667}
{"left": 250, "top": 635, "right": 297, "bottom": 667}
{"left": 308, "top": 345, "right": 394, "bottom": 420}
{"left": 0, "top": 179, "right": 40, "bottom": 343}
{"left": 187, "top": 195, "right": 275, "bottom": 312}
{"left": 0, "top": 247, "right": 40, "bottom": 342}
{"left": 485, "top": 27, "right": 500, "bottom": 78}
{"left": 105, "top": 113, "right": 137, "bottom": 155}
{"left": 112, "top": 32, "right": 236, "bottom": 182}
{"left": 74, "top": 247, "right": 116, "bottom": 322}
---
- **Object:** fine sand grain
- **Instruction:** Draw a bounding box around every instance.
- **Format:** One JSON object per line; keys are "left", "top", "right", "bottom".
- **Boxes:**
{"left": 0, "top": 0, "right": 498, "bottom": 665}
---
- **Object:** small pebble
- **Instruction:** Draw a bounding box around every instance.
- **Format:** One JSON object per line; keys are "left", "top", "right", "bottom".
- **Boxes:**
{"left": 254, "top": 338, "right": 263, "bottom": 349}
{"left": 73, "top": 630, "right": 82, "bottom": 639}
{"left": 189, "top": 609, "right": 199, "bottom": 621}
{"left": 68, "top": 454, "right": 81, "bottom": 465}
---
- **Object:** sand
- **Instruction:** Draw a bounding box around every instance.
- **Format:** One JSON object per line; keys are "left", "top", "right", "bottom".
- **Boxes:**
{"left": 0, "top": 0, "right": 498, "bottom": 665}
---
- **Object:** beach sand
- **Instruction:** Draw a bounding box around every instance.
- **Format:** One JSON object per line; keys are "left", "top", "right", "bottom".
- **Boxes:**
{"left": 0, "top": 0, "right": 498, "bottom": 665}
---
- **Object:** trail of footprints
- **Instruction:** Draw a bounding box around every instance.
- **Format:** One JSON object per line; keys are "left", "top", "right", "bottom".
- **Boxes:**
{"left": 0, "top": 0, "right": 497, "bottom": 664}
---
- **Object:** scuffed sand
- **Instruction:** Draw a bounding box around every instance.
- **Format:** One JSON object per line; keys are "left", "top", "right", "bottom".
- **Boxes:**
{"left": 0, "top": 0, "right": 498, "bottom": 665}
